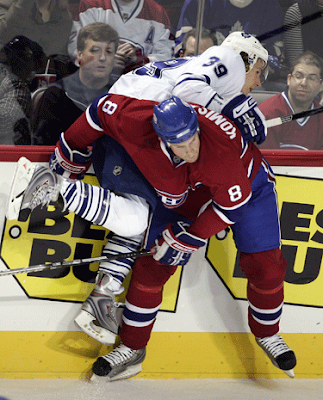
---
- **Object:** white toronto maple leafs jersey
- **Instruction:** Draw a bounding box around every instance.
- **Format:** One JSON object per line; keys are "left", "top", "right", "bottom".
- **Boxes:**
{"left": 109, "top": 45, "right": 246, "bottom": 112}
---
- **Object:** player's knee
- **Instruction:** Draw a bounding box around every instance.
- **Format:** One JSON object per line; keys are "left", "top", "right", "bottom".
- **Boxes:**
{"left": 110, "top": 215, "right": 147, "bottom": 237}
{"left": 240, "top": 248, "right": 287, "bottom": 288}
{"left": 132, "top": 256, "right": 177, "bottom": 288}
{"left": 105, "top": 193, "right": 149, "bottom": 237}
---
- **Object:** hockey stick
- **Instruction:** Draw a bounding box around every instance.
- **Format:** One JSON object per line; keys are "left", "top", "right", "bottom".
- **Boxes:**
{"left": 0, "top": 249, "right": 152, "bottom": 277}
{"left": 266, "top": 106, "right": 323, "bottom": 128}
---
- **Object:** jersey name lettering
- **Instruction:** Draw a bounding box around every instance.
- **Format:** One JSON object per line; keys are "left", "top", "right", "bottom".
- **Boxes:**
{"left": 194, "top": 106, "right": 236, "bottom": 139}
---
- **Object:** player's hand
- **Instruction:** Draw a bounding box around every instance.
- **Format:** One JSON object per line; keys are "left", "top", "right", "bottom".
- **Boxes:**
{"left": 221, "top": 94, "right": 267, "bottom": 145}
{"left": 152, "top": 221, "right": 207, "bottom": 266}
{"left": 49, "top": 132, "right": 92, "bottom": 180}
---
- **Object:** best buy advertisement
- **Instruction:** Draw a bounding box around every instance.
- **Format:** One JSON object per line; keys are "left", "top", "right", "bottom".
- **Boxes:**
{"left": 206, "top": 174, "right": 323, "bottom": 308}
{"left": 1, "top": 171, "right": 323, "bottom": 311}
{"left": 0, "top": 174, "right": 182, "bottom": 311}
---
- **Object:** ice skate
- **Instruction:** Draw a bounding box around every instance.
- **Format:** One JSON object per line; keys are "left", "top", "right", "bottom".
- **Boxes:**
{"left": 74, "top": 272, "right": 121, "bottom": 345}
{"left": 6, "top": 157, "right": 60, "bottom": 221}
{"left": 91, "top": 343, "right": 146, "bottom": 382}
{"left": 256, "top": 334, "right": 297, "bottom": 378}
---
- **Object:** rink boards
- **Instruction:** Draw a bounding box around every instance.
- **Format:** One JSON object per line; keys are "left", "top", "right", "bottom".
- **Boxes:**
{"left": 0, "top": 147, "right": 322, "bottom": 379}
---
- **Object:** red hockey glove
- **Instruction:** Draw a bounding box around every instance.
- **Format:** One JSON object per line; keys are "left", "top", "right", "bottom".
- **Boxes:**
{"left": 152, "top": 221, "right": 207, "bottom": 266}
{"left": 49, "top": 132, "right": 92, "bottom": 180}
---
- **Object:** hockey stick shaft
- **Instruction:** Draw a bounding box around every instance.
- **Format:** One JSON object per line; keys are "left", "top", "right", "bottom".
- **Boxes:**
{"left": 0, "top": 249, "right": 152, "bottom": 277}
{"left": 266, "top": 106, "right": 323, "bottom": 128}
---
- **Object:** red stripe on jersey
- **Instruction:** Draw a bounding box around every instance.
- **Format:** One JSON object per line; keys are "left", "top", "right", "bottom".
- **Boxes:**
{"left": 136, "top": 0, "right": 170, "bottom": 28}
{"left": 79, "top": 0, "right": 113, "bottom": 14}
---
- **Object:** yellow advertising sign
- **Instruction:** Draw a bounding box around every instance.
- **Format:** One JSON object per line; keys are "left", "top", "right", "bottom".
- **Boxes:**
{"left": 4, "top": 173, "right": 320, "bottom": 310}
{"left": 0, "top": 175, "right": 181, "bottom": 311}
{"left": 206, "top": 175, "right": 323, "bottom": 308}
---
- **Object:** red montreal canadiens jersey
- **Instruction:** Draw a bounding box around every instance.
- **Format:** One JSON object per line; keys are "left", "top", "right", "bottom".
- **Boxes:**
{"left": 259, "top": 92, "right": 323, "bottom": 150}
{"left": 65, "top": 94, "right": 263, "bottom": 239}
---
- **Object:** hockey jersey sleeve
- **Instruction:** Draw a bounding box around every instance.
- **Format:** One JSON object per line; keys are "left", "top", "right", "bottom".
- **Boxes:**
{"left": 187, "top": 168, "right": 253, "bottom": 240}
{"left": 147, "top": 25, "right": 174, "bottom": 63}
{"left": 172, "top": 46, "right": 246, "bottom": 113}
{"left": 139, "top": 0, "right": 174, "bottom": 63}
{"left": 63, "top": 94, "right": 157, "bottom": 151}
{"left": 187, "top": 196, "right": 250, "bottom": 239}
{"left": 178, "top": 117, "right": 256, "bottom": 239}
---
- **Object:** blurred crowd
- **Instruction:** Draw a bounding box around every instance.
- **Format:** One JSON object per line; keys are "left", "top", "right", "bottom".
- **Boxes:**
{"left": 0, "top": 0, "right": 322, "bottom": 149}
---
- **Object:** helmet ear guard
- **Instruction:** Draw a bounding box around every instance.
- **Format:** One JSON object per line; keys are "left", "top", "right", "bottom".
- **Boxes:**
{"left": 152, "top": 96, "right": 199, "bottom": 144}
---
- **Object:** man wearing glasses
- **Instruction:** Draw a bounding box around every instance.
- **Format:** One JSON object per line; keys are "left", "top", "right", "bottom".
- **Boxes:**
{"left": 259, "top": 50, "right": 323, "bottom": 150}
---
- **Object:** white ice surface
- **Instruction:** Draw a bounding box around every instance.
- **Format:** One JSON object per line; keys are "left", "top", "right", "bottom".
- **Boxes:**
{"left": 1, "top": 379, "right": 323, "bottom": 400}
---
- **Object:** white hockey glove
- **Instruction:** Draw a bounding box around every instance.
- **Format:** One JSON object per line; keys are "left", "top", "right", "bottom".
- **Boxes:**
{"left": 49, "top": 132, "right": 92, "bottom": 180}
{"left": 152, "top": 221, "right": 207, "bottom": 266}
{"left": 221, "top": 94, "right": 267, "bottom": 145}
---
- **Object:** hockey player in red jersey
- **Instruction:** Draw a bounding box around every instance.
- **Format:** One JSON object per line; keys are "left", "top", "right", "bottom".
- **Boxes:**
{"left": 10, "top": 92, "right": 296, "bottom": 380}
{"left": 46, "top": 94, "right": 295, "bottom": 379}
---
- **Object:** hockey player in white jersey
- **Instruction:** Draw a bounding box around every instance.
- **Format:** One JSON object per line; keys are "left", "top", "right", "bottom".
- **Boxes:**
{"left": 110, "top": 31, "right": 269, "bottom": 145}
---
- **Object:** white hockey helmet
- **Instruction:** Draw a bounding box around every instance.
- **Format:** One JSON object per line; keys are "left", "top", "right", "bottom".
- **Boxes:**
{"left": 221, "top": 31, "right": 268, "bottom": 73}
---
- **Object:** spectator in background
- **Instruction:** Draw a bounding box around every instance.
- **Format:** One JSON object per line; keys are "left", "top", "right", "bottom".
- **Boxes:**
{"left": 0, "top": 36, "right": 46, "bottom": 145}
{"left": 0, "top": 0, "right": 73, "bottom": 57}
{"left": 259, "top": 51, "right": 323, "bottom": 150}
{"left": 283, "top": 0, "right": 323, "bottom": 68}
{"left": 32, "top": 22, "right": 120, "bottom": 146}
{"left": 68, "top": 0, "right": 174, "bottom": 73}
{"left": 278, "top": 0, "right": 295, "bottom": 13}
{"left": 175, "top": 0, "right": 284, "bottom": 62}
{"left": 178, "top": 27, "right": 216, "bottom": 57}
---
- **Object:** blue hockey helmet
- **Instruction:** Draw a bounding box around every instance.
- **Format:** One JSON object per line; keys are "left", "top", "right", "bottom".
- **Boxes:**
{"left": 152, "top": 96, "right": 199, "bottom": 144}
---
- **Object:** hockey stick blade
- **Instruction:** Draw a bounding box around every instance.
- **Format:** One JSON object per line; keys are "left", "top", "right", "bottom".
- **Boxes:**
{"left": 266, "top": 106, "right": 323, "bottom": 128}
{"left": 0, "top": 249, "right": 152, "bottom": 277}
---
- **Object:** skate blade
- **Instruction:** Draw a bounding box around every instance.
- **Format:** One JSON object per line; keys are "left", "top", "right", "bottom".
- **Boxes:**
{"left": 6, "top": 157, "right": 36, "bottom": 220}
{"left": 74, "top": 309, "right": 117, "bottom": 346}
{"left": 283, "top": 368, "right": 295, "bottom": 378}
{"left": 90, "top": 364, "right": 142, "bottom": 383}
{"left": 272, "top": 360, "right": 295, "bottom": 378}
